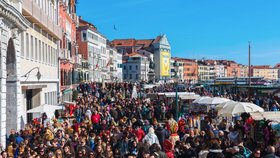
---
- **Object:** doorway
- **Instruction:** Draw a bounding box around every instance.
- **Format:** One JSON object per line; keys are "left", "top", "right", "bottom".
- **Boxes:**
{"left": 26, "top": 90, "right": 33, "bottom": 122}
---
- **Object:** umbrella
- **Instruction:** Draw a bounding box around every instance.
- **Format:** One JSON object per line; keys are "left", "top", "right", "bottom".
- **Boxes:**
{"left": 180, "top": 94, "right": 200, "bottom": 100}
{"left": 219, "top": 102, "right": 264, "bottom": 116}
{"left": 27, "top": 104, "right": 63, "bottom": 119}
{"left": 197, "top": 97, "right": 230, "bottom": 105}
{"left": 193, "top": 96, "right": 211, "bottom": 104}
{"left": 216, "top": 101, "right": 236, "bottom": 110}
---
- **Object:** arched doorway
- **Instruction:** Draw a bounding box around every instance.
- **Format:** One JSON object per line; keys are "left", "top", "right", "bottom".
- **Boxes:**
{"left": 6, "top": 38, "right": 19, "bottom": 133}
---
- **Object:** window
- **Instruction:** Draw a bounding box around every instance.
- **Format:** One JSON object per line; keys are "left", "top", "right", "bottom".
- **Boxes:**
{"left": 123, "top": 65, "right": 126, "bottom": 70}
{"left": 38, "top": 40, "right": 41, "bottom": 62}
{"left": 129, "top": 66, "right": 132, "bottom": 70}
{"left": 26, "top": 33, "right": 29, "bottom": 59}
{"left": 136, "top": 65, "right": 138, "bottom": 70}
{"left": 42, "top": 42, "right": 45, "bottom": 63}
{"left": 136, "top": 74, "right": 139, "bottom": 79}
{"left": 48, "top": 46, "right": 50, "bottom": 65}
{"left": 82, "top": 32, "right": 87, "bottom": 41}
{"left": 129, "top": 74, "right": 132, "bottom": 79}
{"left": 54, "top": 49, "right": 57, "bottom": 66}
{"left": 45, "top": 44, "right": 47, "bottom": 63}
{"left": 45, "top": 93, "right": 47, "bottom": 104}
{"left": 21, "top": 33, "right": 24, "bottom": 57}
{"left": 35, "top": 38, "right": 38, "bottom": 61}
{"left": 30, "top": 36, "right": 33, "bottom": 60}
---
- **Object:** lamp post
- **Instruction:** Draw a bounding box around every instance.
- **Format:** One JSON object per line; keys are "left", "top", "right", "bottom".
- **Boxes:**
{"left": 173, "top": 60, "right": 179, "bottom": 121}
{"left": 248, "top": 42, "right": 251, "bottom": 101}
{"left": 232, "top": 69, "right": 238, "bottom": 94}
{"left": 21, "top": 67, "right": 41, "bottom": 81}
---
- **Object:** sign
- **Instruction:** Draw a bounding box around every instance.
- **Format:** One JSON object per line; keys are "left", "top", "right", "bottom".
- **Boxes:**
{"left": 160, "top": 51, "right": 171, "bottom": 76}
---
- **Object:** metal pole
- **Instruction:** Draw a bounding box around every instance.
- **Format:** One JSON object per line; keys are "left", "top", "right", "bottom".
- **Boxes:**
{"left": 175, "top": 82, "right": 179, "bottom": 121}
{"left": 248, "top": 42, "right": 251, "bottom": 101}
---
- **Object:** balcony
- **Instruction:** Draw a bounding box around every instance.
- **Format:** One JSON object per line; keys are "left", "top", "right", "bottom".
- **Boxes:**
{"left": 22, "top": 0, "right": 62, "bottom": 40}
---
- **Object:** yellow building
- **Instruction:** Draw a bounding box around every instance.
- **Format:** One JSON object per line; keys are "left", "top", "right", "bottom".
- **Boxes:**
{"left": 251, "top": 66, "right": 278, "bottom": 80}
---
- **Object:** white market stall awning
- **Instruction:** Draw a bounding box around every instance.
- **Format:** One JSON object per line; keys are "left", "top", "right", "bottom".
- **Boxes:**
{"left": 197, "top": 97, "right": 230, "bottom": 105}
{"left": 219, "top": 102, "right": 264, "bottom": 116}
{"left": 193, "top": 96, "right": 211, "bottom": 104}
{"left": 27, "top": 104, "right": 63, "bottom": 119}
{"left": 250, "top": 112, "right": 280, "bottom": 122}
{"left": 163, "top": 92, "right": 196, "bottom": 98}
{"left": 180, "top": 94, "right": 200, "bottom": 100}
{"left": 216, "top": 101, "right": 236, "bottom": 110}
{"left": 143, "top": 84, "right": 158, "bottom": 89}
{"left": 64, "top": 101, "right": 76, "bottom": 105}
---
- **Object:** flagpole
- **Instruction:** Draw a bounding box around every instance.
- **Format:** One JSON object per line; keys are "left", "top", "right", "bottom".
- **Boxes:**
{"left": 248, "top": 42, "right": 251, "bottom": 101}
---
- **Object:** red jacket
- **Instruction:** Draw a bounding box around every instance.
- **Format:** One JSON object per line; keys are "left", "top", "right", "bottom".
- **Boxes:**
{"left": 134, "top": 128, "right": 145, "bottom": 142}
{"left": 91, "top": 114, "right": 101, "bottom": 124}
{"left": 165, "top": 151, "right": 174, "bottom": 158}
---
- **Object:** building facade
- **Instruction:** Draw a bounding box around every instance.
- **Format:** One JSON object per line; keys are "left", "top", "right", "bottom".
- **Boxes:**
{"left": 171, "top": 58, "right": 184, "bottom": 82}
{"left": 213, "top": 61, "right": 227, "bottom": 77}
{"left": 197, "top": 61, "right": 215, "bottom": 82}
{"left": 111, "top": 34, "right": 171, "bottom": 82}
{"left": 123, "top": 53, "right": 149, "bottom": 82}
{"left": 77, "top": 17, "right": 109, "bottom": 82}
{"left": 21, "top": 0, "right": 61, "bottom": 127}
{"left": 107, "top": 46, "right": 123, "bottom": 82}
{"left": 0, "top": 0, "right": 30, "bottom": 147}
{"left": 251, "top": 65, "right": 278, "bottom": 80}
{"left": 59, "top": 0, "right": 78, "bottom": 102}
{"left": 239, "top": 64, "right": 249, "bottom": 77}
{"left": 222, "top": 60, "right": 240, "bottom": 77}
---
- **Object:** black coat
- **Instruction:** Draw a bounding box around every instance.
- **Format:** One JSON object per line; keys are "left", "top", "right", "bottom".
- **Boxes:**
{"left": 207, "top": 150, "right": 225, "bottom": 158}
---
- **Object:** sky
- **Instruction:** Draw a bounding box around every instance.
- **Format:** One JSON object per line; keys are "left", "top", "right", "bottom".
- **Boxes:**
{"left": 77, "top": 0, "right": 280, "bottom": 66}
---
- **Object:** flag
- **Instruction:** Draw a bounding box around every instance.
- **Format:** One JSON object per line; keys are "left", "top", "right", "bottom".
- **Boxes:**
{"left": 95, "top": 64, "right": 99, "bottom": 69}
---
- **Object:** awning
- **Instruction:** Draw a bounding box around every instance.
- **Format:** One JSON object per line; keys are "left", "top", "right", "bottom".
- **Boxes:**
{"left": 22, "top": 85, "right": 47, "bottom": 90}
{"left": 63, "top": 89, "right": 72, "bottom": 94}
{"left": 64, "top": 101, "right": 76, "bottom": 105}
{"left": 251, "top": 112, "right": 280, "bottom": 122}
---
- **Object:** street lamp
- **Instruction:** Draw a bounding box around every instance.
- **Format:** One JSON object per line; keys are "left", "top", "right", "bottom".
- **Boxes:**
{"left": 21, "top": 67, "right": 41, "bottom": 81}
{"left": 173, "top": 60, "right": 179, "bottom": 121}
{"left": 232, "top": 69, "right": 238, "bottom": 94}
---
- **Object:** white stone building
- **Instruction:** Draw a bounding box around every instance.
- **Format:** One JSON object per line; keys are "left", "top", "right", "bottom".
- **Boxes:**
{"left": 214, "top": 61, "right": 227, "bottom": 77}
{"left": 107, "top": 46, "right": 123, "bottom": 82}
{"left": 21, "top": 0, "right": 61, "bottom": 128}
{"left": 79, "top": 24, "right": 109, "bottom": 82}
{"left": 0, "top": 0, "right": 30, "bottom": 147}
{"left": 123, "top": 53, "right": 149, "bottom": 82}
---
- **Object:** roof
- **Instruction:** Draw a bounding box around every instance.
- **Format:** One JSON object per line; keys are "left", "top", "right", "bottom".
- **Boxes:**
{"left": 153, "top": 36, "right": 162, "bottom": 43}
{"left": 205, "top": 60, "right": 216, "bottom": 65}
{"left": 252, "top": 65, "right": 272, "bottom": 69}
{"left": 135, "top": 40, "right": 154, "bottom": 47}
{"left": 111, "top": 39, "right": 137, "bottom": 47}
{"left": 127, "top": 52, "right": 146, "bottom": 57}
{"left": 274, "top": 63, "right": 280, "bottom": 68}
{"left": 172, "top": 57, "right": 196, "bottom": 62}
{"left": 79, "top": 18, "right": 97, "bottom": 30}
{"left": 111, "top": 35, "right": 163, "bottom": 48}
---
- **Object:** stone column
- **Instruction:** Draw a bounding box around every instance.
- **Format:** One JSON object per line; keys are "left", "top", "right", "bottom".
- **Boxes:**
{"left": 0, "top": 19, "right": 8, "bottom": 148}
{"left": 6, "top": 28, "right": 22, "bottom": 135}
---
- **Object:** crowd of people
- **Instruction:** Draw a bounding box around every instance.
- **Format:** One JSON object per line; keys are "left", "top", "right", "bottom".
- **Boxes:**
{"left": 2, "top": 82, "right": 280, "bottom": 158}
